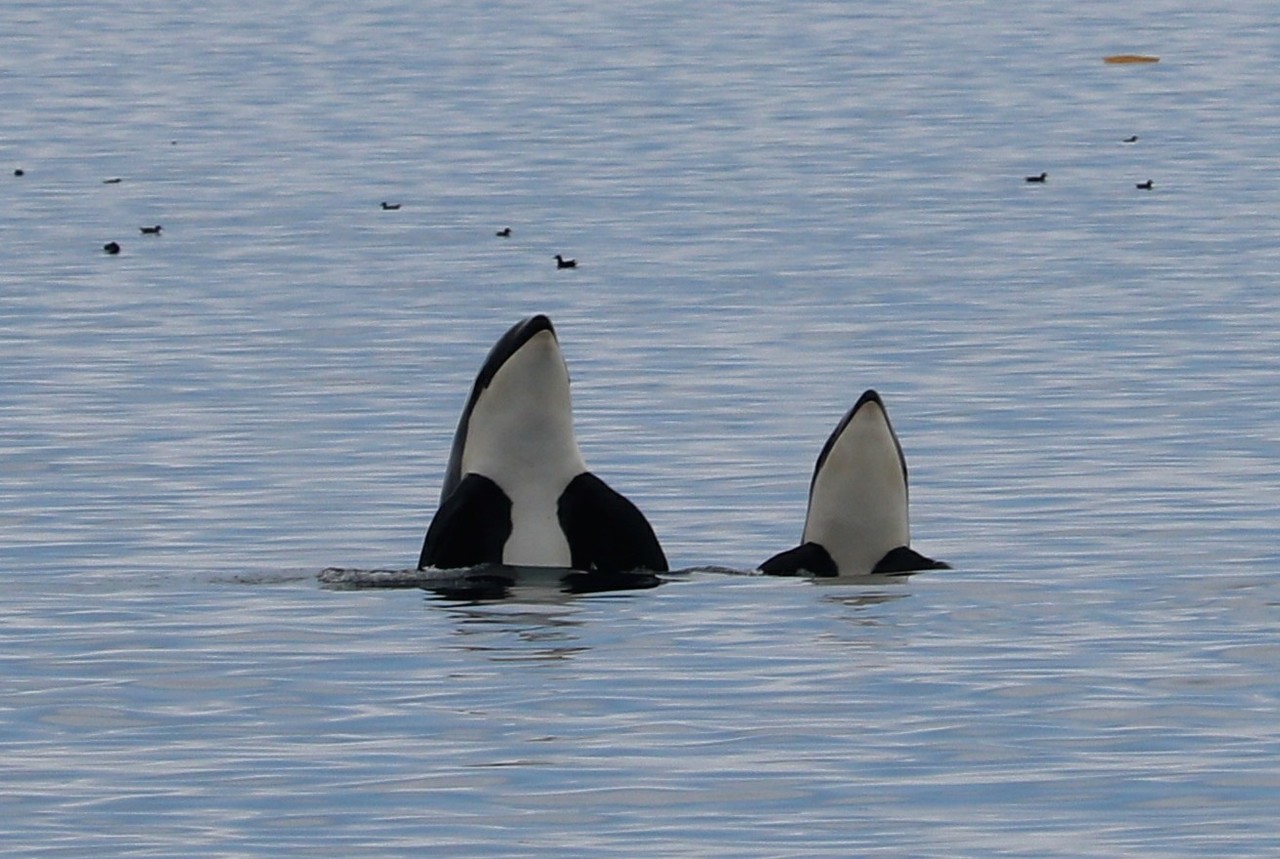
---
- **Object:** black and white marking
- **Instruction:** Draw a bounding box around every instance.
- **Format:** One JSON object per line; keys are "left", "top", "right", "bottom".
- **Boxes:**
{"left": 760, "top": 390, "right": 947, "bottom": 576}
{"left": 418, "top": 315, "right": 667, "bottom": 575}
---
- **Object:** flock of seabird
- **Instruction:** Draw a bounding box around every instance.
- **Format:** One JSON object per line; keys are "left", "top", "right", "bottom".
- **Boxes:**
{"left": 1025, "top": 134, "right": 1156, "bottom": 190}
{"left": 8, "top": 168, "right": 578, "bottom": 266}
{"left": 12, "top": 126, "right": 1155, "bottom": 263}
{"left": 379, "top": 203, "right": 576, "bottom": 270}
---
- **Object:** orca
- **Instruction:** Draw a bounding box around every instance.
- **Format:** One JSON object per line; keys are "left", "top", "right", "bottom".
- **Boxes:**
{"left": 418, "top": 314, "right": 668, "bottom": 576}
{"left": 760, "top": 390, "right": 948, "bottom": 576}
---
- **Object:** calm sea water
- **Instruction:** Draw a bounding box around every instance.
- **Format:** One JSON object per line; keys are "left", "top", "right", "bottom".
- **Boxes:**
{"left": 3, "top": 1, "right": 1278, "bottom": 856}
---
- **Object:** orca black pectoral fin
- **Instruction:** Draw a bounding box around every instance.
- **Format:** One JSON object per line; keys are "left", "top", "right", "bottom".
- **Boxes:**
{"left": 557, "top": 472, "right": 669, "bottom": 573}
{"left": 871, "top": 545, "right": 951, "bottom": 575}
{"left": 759, "top": 542, "right": 838, "bottom": 576}
{"left": 418, "top": 473, "right": 513, "bottom": 569}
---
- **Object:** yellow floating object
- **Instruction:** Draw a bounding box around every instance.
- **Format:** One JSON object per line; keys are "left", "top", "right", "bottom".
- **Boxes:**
{"left": 1104, "top": 55, "right": 1160, "bottom": 64}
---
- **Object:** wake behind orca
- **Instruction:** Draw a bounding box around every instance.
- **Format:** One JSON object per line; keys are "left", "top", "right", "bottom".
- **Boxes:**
{"left": 418, "top": 315, "right": 668, "bottom": 579}
{"left": 322, "top": 564, "right": 663, "bottom": 600}
{"left": 760, "top": 390, "right": 948, "bottom": 577}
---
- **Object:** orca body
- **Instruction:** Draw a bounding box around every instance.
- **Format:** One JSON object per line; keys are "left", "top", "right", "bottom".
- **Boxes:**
{"left": 418, "top": 315, "right": 668, "bottom": 575}
{"left": 760, "top": 390, "right": 947, "bottom": 577}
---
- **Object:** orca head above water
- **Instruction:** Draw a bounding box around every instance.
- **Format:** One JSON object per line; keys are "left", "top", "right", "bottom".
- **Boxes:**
{"left": 760, "top": 390, "right": 947, "bottom": 577}
{"left": 419, "top": 315, "right": 668, "bottom": 576}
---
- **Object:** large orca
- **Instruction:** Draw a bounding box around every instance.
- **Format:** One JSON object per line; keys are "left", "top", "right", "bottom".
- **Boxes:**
{"left": 760, "top": 390, "right": 948, "bottom": 576}
{"left": 418, "top": 315, "right": 668, "bottom": 576}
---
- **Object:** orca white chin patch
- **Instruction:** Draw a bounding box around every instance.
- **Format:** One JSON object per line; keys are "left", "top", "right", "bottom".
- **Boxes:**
{"left": 461, "top": 324, "right": 584, "bottom": 567}
{"left": 419, "top": 315, "right": 668, "bottom": 575}
{"left": 462, "top": 326, "right": 584, "bottom": 492}
{"left": 760, "top": 390, "right": 947, "bottom": 577}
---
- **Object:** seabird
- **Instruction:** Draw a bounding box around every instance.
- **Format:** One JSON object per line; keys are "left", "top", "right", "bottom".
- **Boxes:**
{"left": 1025, "top": 172, "right": 1048, "bottom": 183}
{"left": 140, "top": 225, "right": 162, "bottom": 235}
{"left": 103, "top": 241, "right": 121, "bottom": 255}
{"left": 554, "top": 254, "right": 577, "bottom": 269}
{"left": 381, "top": 201, "right": 401, "bottom": 210}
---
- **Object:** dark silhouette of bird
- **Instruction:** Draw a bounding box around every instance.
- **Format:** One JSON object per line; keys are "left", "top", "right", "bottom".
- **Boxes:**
{"left": 1136, "top": 180, "right": 1153, "bottom": 190}
{"left": 555, "top": 254, "right": 577, "bottom": 269}
{"left": 13, "top": 168, "right": 24, "bottom": 177}
{"left": 496, "top": 227, "right": 511, "bottom": 237}
{"left": 380, "top": 201, "right": 401, "bottom": 210}
{"left": 103, "top": 177, "right": 122, "bottom": 184}
{"left": 103, "top": 241, "right": 121, "bottom": 255}
{"left": 1025, "top": 172, "right": 1048, "bottom": 183}
{"left": 1123, "top": 135, "right": 1139, "bottom": 143}
{"left": 140, "top": 225, "right": 162, "bottom": 235}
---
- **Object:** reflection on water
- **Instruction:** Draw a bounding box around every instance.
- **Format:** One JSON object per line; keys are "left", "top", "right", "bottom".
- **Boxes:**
{"left": 441, "top": 604, "right": 589, "bottom": 662}
{"left": 820, "top": 588, "right": 910, "bottom": 612}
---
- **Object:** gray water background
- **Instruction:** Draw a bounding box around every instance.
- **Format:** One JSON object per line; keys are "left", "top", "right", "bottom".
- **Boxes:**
{"left": 2, "top": 1, "right": 1278, "bottom": 855}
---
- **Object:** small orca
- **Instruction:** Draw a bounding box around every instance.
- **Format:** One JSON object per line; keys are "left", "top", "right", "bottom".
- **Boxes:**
{"left": 760, "top": 390, "right": 948, "bottom": 577}
{"left": 418, "top": 315, "right": 668, "bottom": 576}
{"left": 1025, "top": 172, "right": 1048, "bottom": 183}
{"left": 554, "top": 254, "right": 577, "bottom": 269}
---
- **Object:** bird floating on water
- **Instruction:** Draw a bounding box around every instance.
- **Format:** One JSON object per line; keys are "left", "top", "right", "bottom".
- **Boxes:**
{"left": 1025, "top": 172, "right": 1048, "bottom": 183}
{"left": 555, "top": 254, "right": 577, "bottom": 269}
{"left": 496, "top": 227, "right": 511, "bottom": 237}
{"left": 140, "top": 225, "right": 162, "bottom": 235}
{"left": 1123, "top": 135, "right": 1139, "bottom": 143}
{"left": 381, "top": 201, "right": 401, "bottom": 210}
{"left": 103, "top": 177, "right": 122, "bottom": 184}
{"left": 1136, "top": 180, "right": 1153, "bottom": 190}
{"left": 103, "top": 241, "right": 121, "bottom": 255}
{"left": 13, "top": 168, "right": 24, "bottom": 177}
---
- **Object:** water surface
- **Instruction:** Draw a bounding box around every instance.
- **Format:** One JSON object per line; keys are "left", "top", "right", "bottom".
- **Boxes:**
{"left": 2, "top": 1, "right": 1278, "bottom": 855}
